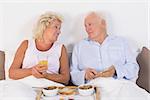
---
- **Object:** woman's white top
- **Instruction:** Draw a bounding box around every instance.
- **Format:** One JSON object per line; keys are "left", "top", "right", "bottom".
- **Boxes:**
{"left": 22, "top": 39, "right": 63, "bottom": 74}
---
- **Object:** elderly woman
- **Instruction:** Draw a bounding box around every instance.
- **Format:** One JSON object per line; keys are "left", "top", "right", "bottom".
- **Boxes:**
{"left": 9, "top": 12, "right": 70, "bottom": 85}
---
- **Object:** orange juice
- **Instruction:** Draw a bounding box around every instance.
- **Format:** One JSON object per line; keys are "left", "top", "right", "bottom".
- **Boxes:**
{"left": 39, "top": 60, "right": 48, "bottom": 66}
{"left": 38, "top": 60, "right": 48, "bottom": 70}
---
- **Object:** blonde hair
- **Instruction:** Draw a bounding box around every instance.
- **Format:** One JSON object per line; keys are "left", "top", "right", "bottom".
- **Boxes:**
{"left": 33, "top": 11, "right": 63, "bottom": 39}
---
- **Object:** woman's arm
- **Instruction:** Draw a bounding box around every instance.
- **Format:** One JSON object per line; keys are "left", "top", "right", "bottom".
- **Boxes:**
{"left": 43, "top": 45, "right": 70, "bottom": 85}
{"left": 9, "top": 40, "right": 32, "bottom": 79}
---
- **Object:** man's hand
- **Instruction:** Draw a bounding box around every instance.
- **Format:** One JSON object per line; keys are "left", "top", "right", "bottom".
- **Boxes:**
{"left": 85, "top": 68, "right": 98, "bottom": 80}
{"left": 95, "top": 65, "right": 116, "bottom": 78}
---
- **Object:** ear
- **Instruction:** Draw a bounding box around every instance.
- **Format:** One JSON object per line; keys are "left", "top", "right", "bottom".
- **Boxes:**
{"left": 101, "top": 19, "right": 106, "bottom": 27}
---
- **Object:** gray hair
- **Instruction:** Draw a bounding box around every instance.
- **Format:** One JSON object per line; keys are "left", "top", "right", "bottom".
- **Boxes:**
{"left": 33, "top": 11, "right": 63, "bottom": 39}
{"left": 85, "top": 11, "right": 107, "bottom": 22}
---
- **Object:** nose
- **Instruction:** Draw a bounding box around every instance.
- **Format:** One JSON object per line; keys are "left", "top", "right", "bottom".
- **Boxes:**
{"left": 58, "top": 30, "right": 61, "bottom": 34}
{"left": 86, "top": 26, "right": 91, "bottom": 32}
{"left": 56, "top": 30, "right": 61, "bottom": 35}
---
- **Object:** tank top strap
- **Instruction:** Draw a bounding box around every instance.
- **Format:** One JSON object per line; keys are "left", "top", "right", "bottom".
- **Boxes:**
{"left": 51, "top": 42, "right": 63, "bottom": 57}
{"left": 26, "top": 39, "right": 35, "bottom": 50}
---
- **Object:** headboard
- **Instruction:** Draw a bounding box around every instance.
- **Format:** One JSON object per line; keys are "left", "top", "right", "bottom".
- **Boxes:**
{"left": 136, "top": 47, "right": 150, "bottom": 92}
{"left": 0, "top": 50, "right": 5, "bottom": 80}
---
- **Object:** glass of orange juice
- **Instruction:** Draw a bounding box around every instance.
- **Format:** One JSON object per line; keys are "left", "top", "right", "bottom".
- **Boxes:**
{"left": 37, "top": 54, "right": 48, "bottom": 73}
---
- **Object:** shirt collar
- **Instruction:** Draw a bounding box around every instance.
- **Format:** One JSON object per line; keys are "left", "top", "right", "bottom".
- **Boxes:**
{"left": 84, "top": 34, "right": 115, "bottom": 46}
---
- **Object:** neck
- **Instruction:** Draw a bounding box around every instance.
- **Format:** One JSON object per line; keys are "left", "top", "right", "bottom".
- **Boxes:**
{"left": 96, "top": 32, "right": 108, "bottom": 44}
{"left": 36, "top": 39, "right": 53, "bottom": 51}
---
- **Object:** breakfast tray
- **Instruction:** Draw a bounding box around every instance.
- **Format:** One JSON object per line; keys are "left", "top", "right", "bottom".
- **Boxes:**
{"left": 35, "top": 86, "right": 100, "bottom": 100}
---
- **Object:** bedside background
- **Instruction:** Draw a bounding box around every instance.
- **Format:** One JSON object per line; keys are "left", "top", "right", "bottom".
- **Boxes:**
{"left": 0, "top": 0, "right": 149, "bottom": 79}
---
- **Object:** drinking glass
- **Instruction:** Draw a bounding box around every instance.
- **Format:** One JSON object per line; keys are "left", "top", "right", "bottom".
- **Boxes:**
{"left": 37, "top": 54, "right": 48, "bottom": 73}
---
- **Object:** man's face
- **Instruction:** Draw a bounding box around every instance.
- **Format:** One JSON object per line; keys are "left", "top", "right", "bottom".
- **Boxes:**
{"left": 84, "top": 14, "right": 105, "bottom": 40}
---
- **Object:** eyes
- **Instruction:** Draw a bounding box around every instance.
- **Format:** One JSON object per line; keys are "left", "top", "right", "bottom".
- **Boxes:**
{"left": 88, "top": 23, "right": 92, "bottom": 26}
{"left": 54, "top": 25, "right": 61, "bottom": 30}
{"left": 85, "top": 22, "right": 94, "bottom": 27}
{"left": 47, "top": 24, "right": 61, "bottom": 30}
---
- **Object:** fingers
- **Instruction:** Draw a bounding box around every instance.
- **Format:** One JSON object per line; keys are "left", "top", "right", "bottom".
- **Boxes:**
{"left": 90, "top": 69, "right": 98, "bottom": 75}
{"left": 85, "top": 72, "right": 95, "bottom": 80}
{"left": 35, "top": 64, "right": 48, "bottom": 72}
{"left": 85, "top": 66, "right": 116, "bottom": 80}
{"left": 94, "top": 71, "right": 103, "bottom": 78}
{"left": 102, "top": 66, "right": 115, "bottom": 73}
{"left": 32, "top": 67, "right": 44, "bottom": 78}
{"left": 100, "top": 66, "right": 115, "bottom": 77}
{"left": 95, "top": 66, "right": 115, "bottom": 78}
{"left": 85, "top": 68, "right": 98, "bottom": 80}
{"left": 89, "top": 72, "right": 95, "bottom": 79}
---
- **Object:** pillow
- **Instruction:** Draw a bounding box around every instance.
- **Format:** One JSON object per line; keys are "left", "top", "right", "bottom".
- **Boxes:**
{"left": 136, "top": 47, "right": 150, "bottom": 92}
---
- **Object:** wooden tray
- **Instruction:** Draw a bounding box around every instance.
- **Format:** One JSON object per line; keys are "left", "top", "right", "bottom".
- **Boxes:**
{"left": 35, "top": 86, "right": 100, "bottom": 100}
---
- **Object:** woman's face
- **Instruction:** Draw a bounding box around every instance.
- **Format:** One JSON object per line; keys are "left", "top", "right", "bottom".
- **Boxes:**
{"left": 43, "top": 19, "right": 61, "bottom": 43}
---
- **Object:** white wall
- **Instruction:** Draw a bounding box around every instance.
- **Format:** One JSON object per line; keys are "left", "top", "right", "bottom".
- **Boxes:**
{"left": 0, "top": 0, "right": 149, "bottom": 79}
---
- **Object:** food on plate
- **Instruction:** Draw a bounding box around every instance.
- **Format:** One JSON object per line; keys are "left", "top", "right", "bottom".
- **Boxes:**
{"left": 59, "top": 87, "right": 76, "bottom": 95}
{"left": 42, "top": 86, "right": 58, "bottom": 96}
{"left": 78, "top": 85, "right": 94, "bottom": 96}
{"left": 66, "top": 86, "right": 77, "bottom": 89}
{"left": 57, "top": 86, "right": 65, "bottom": 90}
{"left": 79, "top": 85, "right": 92, "bottom": 90}
{"left": 44, "top": 86, "right": 57, "bottom": 90}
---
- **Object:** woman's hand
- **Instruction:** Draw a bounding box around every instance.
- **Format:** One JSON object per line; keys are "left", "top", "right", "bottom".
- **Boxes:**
{"left": 35, "top": 64, "right": 48, "bottom": 73}
{"left": 85, "top": 68, "right": 98, "bottom": 80}
{"left": 31, "top": 65, "right": 45, "bottom": 78}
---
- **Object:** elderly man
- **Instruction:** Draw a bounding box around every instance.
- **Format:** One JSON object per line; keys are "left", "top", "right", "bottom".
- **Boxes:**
{"left": 70, "top": 12, "right": 139, "bottom": 85}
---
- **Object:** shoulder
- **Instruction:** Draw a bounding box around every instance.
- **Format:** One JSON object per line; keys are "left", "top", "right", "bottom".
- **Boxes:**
{"left": 73, "top": 39, "right": 89, "bottom": 48}
{"left": 15, "top": 40, "right": 29, "bottom": 53}
{"left": 71, "top": 39, "right": 89, "bottom": 54}
{"left": 53, "top": 42, "right": 67, "bottom": 53}
{"left": 61, "top": 45, "right": 68, "bottom": 57}
{"left": 19, "top": 40, "right": 28, "bottom": 49}
{"left": 61, "top": 44, "right": 67, "bottom": 51}
{"left": 53, "top": 41, "right": 64, "bottom": 47}
{"left": 109, "top": 35, "right": 128, "bottom": 43}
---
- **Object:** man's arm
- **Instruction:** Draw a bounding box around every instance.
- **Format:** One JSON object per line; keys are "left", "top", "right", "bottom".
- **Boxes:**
{"left": 95, "top": 65, "right": 115, "bottom": 78}
{"left": 113, "top": 39, "right": 139, "bottom": 80}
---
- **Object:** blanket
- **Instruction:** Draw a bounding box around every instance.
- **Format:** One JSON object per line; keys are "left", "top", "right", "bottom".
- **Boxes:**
{"left": 17, "top": 75, "right": 64, "bottom": 88}
{"left": 88, "top": 77, "right": 150, "bottom": 100}
{"left": 0, "top": 80, "right": 36, "bottom": 100}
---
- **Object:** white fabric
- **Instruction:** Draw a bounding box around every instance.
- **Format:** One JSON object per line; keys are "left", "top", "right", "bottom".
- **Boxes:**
{"left": 22, "top": 39, "right": 63, "bottom": 74}
{"left": 17, "top": 76, "right": 64, "bottom": 88}
{"left": 88, "top": 77, "right": 150, "bottom": 100}
{"left": 0, "top": 77, "right": 64, "bottom": 100}
{"left": 0, "top": 80, "right": 36, "bottom": 100}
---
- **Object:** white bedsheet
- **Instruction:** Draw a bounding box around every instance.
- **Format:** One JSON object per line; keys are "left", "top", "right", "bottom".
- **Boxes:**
{"left": 17, "top": 75, "right": 64, "bottom": 88}
{"left": 0, "top": 77, "right": 149, "bottom": 100}
{"left": 88, "top": 77, "right": 150, "bottom": 100}
{"left": 0, "top": 76, "right": 64, "bottom": 100}
{"left": 0, "top": 80, "right": 36, "bottom": 100}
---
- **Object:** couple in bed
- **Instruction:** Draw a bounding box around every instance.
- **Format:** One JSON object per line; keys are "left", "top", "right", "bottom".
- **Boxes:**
{"left": 9, "top": 11, "right": 149, "bottom": 99}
